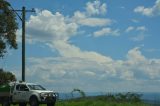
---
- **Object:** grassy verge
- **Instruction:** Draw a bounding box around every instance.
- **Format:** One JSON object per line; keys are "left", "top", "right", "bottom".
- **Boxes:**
{"left": 0, "top": 101, "right": 150, "bottom": 106}
{"left": 0, "top": 95, "right": 151, "bottom": 106}
{"left": 55, "top": 96, "right": 151, "bottom": 106}
{"left": 56, "top": 100, "right": 150, "bottom": 106}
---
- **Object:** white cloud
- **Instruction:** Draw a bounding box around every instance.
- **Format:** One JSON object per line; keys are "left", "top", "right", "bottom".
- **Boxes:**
{"left": 125, "top": 26, "right": 147, "bottom": 41}
{"left": 52, "top": 41, "right": 113, "bottom": 63}
{"left": 86, "top": 0, "right": 107, "bottom": 16}
{"left": 134, "top": 0, "right": 160, "bottom": 17}
{"left": 71, "top": 0, "right": 111, "bottom": 27}
{"left": 73, "top": 11, "right": 86, "bottom": 20}
{"left": 76, "top": 18, "right": 111, "bottom": 27}
{"left": 134, "top": 6, "right": 153, "bottom": 16}
{"left": 131, "top": 34, "right": 145, "bottom": 41}
{"left": 14, "top": 1, "right": 160, "bottom": 92}
{"left": 125, "top": 26, "right": 135, "bottom": 33}
{"left": 125, "top": 47, "right": 160, "bottom": 80}
{"left": 25, "top": 47, "right": 160, "bottom": 92}
{"left": 93, "top": 27, "right": 120, "bottom": 37}
{"left": 26, "top": 11, "right": 78, "bottom": 43}
{"left": 125, "top": 26, "right": 147, "bottom": 33}
{"left": 136, "top": 26, "right": 147, "bottom": 32}
{"left": 131, "top": 19, "right": 139, "bottom": 23}
{"left": 120, "top": 70, "right": 134, "bottom": 80}
{"left": 26, "top": 57, "right": 116, "bottom": 92}
{"left": 72, "top": 9, "right": 111, "bottom": 27}
{"left": 127, "top": 47, "right": 146, "bottom": 62}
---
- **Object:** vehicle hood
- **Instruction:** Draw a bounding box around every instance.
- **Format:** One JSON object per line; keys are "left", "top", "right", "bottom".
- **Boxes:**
{"left": 31, "top": 90, "right": 54, "bottom": 93}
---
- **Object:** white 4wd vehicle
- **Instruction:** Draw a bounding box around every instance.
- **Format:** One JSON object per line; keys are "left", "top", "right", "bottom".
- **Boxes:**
{"left": 0, "top": 82, "right": 57, "bottom": 106}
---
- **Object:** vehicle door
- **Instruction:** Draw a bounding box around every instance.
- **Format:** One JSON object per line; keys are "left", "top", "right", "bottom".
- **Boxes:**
{"left": 12, "top": 84, "right": 29, "bottom": 102}
{"left": 18, "top": 84, "right": 30, "bottom": 101}
{"left": 12, "top": 84, "right": 22, "bottom": 102}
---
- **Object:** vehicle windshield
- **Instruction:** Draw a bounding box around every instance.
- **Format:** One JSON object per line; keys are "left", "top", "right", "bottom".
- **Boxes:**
{"left": 28, "top": 84, "right": 46, "bottom": 90}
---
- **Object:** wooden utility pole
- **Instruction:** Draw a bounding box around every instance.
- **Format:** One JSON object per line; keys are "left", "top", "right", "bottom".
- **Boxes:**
{"left": 22, "top": 7, "right": 26, "bottom": 82}
{"left": 12, "top": 6, "right": 35, "bottom": 81}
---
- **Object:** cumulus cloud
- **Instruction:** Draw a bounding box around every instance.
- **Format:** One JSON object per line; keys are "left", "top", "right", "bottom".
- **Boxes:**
{"left": 16, "top": 1, "right": 160, "bottom": 92}
{"left": 127, "top": 47, "right": 146, "bottom": 62}
{"left": 86, "top": 0, "right": 107, "bottom": 16}
{"left": 23, "top": 8, "right": 129, "bottom": 92}
{"left": 125, "top": 47, "right": 160, "bottom": 80}
{"left": 26, "top": 56, "right": 116, "bottom": 91}
{"left": 25, "top": 47, "right": 160, "bottom": 92}
{"left": 26, "top": 11, "right": 78, "bottom": 43}
{"left": 125, "top": 26, "right": 135, "bottom": 33}
{"left": 125, "top": 26, "right": 147, "bottom": 41}
{"left": 134, "top": 0, "right": 160, "bottom": 16}
{"left": 26, "top": 10, "right": 113, "bottom": 64}
{"left": 25, "top": 0, "right": 112, "bottom": 42}
{"left": 134, "top": 6, "right": 153, "bottom": 16}
{"left": 70, "top": 1, "right": 113, "bottom": 27}
{"left": 136, "top": 26, "right": 147, "bottom": 32}
{"left": 131, "top": 19, "right": 139, "bottom": 23}
{"left": 19, "top": 9, "right": 159, "bottom": 90}
{"left": 74, "top": 17, "right": 112, "bottom": 27}
{"left": 125, "top": 26, "right": 147, "bottom": 33}
{"left": 72, "top": 8, "right": 111, "bottom": 27}
{"left": 131, "top": 35, "right": 145, "bottom": 42}
{"left": 93, "top": 27, "right": 120, "bottom": 37}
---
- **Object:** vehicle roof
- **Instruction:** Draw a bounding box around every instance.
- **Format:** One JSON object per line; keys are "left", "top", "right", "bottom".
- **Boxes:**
{"left": 14, "top": 81, "right": 39, "bottom": 85}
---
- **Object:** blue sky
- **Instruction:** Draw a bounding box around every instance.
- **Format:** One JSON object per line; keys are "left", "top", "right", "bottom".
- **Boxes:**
{"left": 1, "top": 0, "right": 160, "bottom": 92}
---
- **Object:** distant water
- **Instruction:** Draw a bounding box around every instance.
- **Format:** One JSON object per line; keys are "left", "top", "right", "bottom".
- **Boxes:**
{"left": 58, "top": 92, "right": 103, "bottom": 100}
{"left": 141, "top": 92, "right": 160, "bottom": 105}
{"left": 58, "top": 92, "right": 160, "bottom": 104}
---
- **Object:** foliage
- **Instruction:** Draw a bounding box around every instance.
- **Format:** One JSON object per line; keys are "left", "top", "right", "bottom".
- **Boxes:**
{"left": 71, "top": 88, "right": 86, "bottom": 98}
{"left": 115, "top": 92, "right": 142, "bottom": 103}
{"left": 56, "top": 94, "right": 150, "bottom": 106}
{"left": 0, "top": 68, "right": 16, "bottom": 84}
{"left": 0, "top": 0, "right": 18, "bottom": 57}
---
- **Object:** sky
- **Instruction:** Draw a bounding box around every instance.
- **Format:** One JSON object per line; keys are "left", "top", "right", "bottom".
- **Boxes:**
{"left": 0, "top": 0, "right": 160, "bottom": 92}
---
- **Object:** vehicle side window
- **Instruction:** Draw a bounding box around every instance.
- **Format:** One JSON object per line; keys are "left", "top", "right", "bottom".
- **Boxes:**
{"left": 19, "top": 84, "right": 28, "bottom": 91}
{"left": 16, "top": 84, "right": 20, "bottom": 91}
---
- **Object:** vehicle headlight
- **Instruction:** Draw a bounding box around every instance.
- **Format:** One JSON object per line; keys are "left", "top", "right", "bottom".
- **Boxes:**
{"left": 52, "top": 92, "right": 58, "bottom": 97}
{"left": 51, "top": 93, "right": 56, "bottom": 97}
{"left": 40, "top": 93, "right": 48, "bottom": 97}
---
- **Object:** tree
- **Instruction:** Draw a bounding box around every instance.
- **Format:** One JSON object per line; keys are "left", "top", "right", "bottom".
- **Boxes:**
{"left": 0, "top": 68, "right": 16, "bottom": 84}
{"left": 0, "top": 0, "right": 18, "bottom": 57}
{"left": 71, "top": 88, "right": 86, "bottom": 98}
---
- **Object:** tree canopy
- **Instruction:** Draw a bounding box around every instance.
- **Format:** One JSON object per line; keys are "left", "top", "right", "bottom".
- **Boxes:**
{"left": 71, "top": 88, "right": 86, "bottom": 98}
{"left": 0, "top": 0, "right": 18, "bottom": 57}
{"left": 0, "top": 68, "right": 16, "bottom": 84}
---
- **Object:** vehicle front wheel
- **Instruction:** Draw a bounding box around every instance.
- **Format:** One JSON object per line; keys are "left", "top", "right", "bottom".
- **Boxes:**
{"left": 47, "top": 102, "right": 55, "bottom": 106}
{"left": 19, "top": 103, "right": 27, "bottom": 106}
{"left": 47, "top": 98, "right": 56, "bottom": 106}
{"left": 29, "top": 97, "right": 39, "bottom": 106}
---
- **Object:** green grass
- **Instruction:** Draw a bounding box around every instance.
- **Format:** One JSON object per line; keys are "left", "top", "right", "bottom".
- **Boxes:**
{"left": 56, "top": 100, "right": 150, "bottom": 106}
{"left": 55, "top": 96, "right": 151, "bottom": 106}
{"left": 0, "top": 101, "right": 151, "bottom": 106}
{"left": 0, "top": 96, "right": 151, "bottom": 106}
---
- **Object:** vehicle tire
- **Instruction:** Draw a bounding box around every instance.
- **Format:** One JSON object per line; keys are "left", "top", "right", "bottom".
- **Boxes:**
{"left": 2, "top": 100, "right": 10, "bottom": 106}
{"left": 47, "top": 102, "right": 55, "bottom": 106}
{"left": 29, "top": 96, "right": 39, "bottom": 106}
{"left": 2, "top": 98, "right": 10, "bottom": 106}
{"left": 47, "top": 98, "right": 56, "bottom": 106}
{"left": 19, "top": 103, "right": 27, "bottom": 106}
